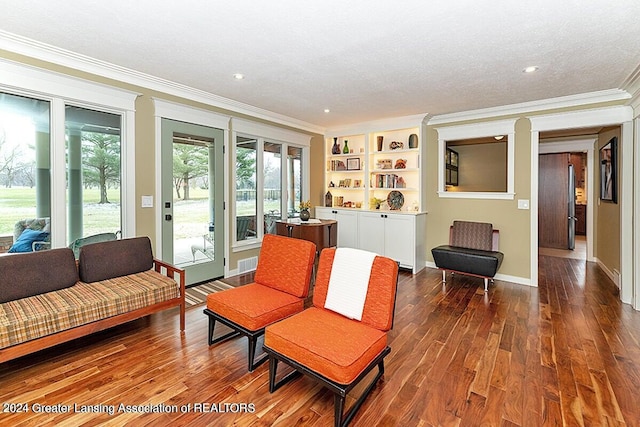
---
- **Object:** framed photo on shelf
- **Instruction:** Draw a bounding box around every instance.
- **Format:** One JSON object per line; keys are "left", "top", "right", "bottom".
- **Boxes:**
{"left": 353, "top": 179, "right": 362, "bottom": 188}
{"left": 346, "top": 157, "right": 360, "bottom": 170}
{"left": 599, "top": 136, "right": 617, "bottom": 203}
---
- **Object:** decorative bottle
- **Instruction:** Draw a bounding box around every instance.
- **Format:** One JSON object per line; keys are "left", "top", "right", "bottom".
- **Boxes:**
{"left": 343, "top": 140, "right": 349, "bottom": 154}
{"left": 331, "top": 137, "right": 340, "bottom": 154}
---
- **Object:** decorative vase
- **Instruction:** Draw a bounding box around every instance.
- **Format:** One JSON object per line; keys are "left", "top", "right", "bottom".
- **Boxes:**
{"left": 343, "top": 140, "right": 349, "bottom": 154}
{"left": 300, "top": 209, "right": 310, "bottom": 221}
{"left": 331, "top": 137, "right": 340, "bottom": 154}
{"left": 409, "top": 134, "right": 418, "bottom": 149}
{"left": 377, "top": 136, "right": 384, "bottom": 151}
{"left": 325, "top": 191, "right": 333, "bottom": 207}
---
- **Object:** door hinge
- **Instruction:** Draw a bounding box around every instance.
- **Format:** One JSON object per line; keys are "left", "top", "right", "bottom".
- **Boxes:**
{"left": 223, "top": 257, "right": 226, "bottom": 266}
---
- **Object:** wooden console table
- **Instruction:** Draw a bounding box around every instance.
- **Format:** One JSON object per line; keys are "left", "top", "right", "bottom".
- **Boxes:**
{"left": 275, "top": 219, "right": 338, "bottom": 253}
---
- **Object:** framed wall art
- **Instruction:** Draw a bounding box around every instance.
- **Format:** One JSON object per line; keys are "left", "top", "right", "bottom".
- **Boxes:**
{"left": 599, "top": 136, "right": 617, "bottom": 203}
{"left": 346, "top": 157, "right": 361, "bottom": 170}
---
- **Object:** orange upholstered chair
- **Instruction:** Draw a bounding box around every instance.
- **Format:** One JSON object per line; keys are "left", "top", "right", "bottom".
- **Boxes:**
{"left": 264, "top": 247, "right": 399, "bottom": 427}
{"left": 204, "top": 234, "right": 316, "bottom": 371}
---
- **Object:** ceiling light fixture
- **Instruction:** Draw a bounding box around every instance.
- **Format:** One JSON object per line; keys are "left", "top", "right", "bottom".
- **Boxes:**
{"left": 324, "top": 109, "right": 330, "bottom": 113}
{"left": 523, "top": 66, "right": 539, "bottom": 73}
{"left": 233, "top": 73, "right": 244, "bottom": 80}
{"left": 494, "top": 135, "right": 504, "bottom": 140}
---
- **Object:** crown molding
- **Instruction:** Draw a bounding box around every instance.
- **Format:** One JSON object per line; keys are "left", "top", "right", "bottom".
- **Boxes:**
{"left": 428, "top": 89, "right": 631, "bottom": 125}
{"left": 325, "top": 113, "right": 430, "bottom": 136}
{"left": 622, "top": 63, "right": 640, "bottom": 116}
{"left": 0, "top": 30, "right": 325, "bottom": 135}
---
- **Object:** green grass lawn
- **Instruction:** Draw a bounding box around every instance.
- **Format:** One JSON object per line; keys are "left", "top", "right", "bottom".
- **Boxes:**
{"left": 1, "top": 187, "right": 285, "bottom": 241}
{"left": 0, "top": 187, "right": 121, "bottom": 237}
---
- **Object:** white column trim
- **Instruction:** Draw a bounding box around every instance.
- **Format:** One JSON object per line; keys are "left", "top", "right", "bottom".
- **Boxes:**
{"left": 528, "top": 105, "right": 634, "bottom": 304}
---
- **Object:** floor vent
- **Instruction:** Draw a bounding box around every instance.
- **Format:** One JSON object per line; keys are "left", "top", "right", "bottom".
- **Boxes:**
{"left": 238, "top": 256, "right": 258, "bottom": 274}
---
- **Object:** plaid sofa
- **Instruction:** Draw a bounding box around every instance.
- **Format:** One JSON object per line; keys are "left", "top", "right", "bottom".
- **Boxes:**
{"left": 0, "top": 237, "right": 185, "bottom": 362}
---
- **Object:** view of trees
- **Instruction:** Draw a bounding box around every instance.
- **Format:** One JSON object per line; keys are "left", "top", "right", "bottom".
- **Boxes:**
{"left": 236, "top": 145, "right": 256, "bottom": 190}
{"left": 173, "top": 143, "right": 209, "bottom": 200}
{"left": 81, "top": 132, "right": 120, "bottom": 204}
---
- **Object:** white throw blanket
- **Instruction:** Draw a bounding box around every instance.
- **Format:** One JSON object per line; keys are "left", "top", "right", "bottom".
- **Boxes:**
{"left": 324, "top": 247, "right": 376, "bottom": 320}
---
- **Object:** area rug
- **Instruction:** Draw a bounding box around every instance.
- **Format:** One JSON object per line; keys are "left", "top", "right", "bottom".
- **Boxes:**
{"left": 185, "top": 280, "right": 235, "bottom": 308}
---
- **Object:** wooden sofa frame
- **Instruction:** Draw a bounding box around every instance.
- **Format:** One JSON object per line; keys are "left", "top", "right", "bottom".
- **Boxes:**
{"left": 0, "top": 258, "right": 185, "bottom": 364}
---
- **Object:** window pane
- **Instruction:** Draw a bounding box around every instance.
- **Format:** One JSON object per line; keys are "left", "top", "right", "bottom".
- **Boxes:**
{"left": 287, "top": 146, "right": 302, "bottom": 218}
{"left": 236, "top": 136, "right": 257, "bottom": 241}
{"left": 0, "top": 92, "right": 51, "bottom": 253}
{"left": 264, "top": 142, "right": 281, "bottom": 234}
{"left": 65, "top": 106, "right": 121, "bottom": 245}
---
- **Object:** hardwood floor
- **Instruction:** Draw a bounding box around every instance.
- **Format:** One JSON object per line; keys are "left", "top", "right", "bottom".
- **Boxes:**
{"left": 1, "top": 258, "right": 639, "bottom": 426}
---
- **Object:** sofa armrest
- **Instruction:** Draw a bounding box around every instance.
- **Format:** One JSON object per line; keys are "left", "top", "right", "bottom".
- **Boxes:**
{"left": 0, "top": 235, "right": 12, "bottom": 253}
{"left": 153, "top": 258, "right": 186, "bottom": 330}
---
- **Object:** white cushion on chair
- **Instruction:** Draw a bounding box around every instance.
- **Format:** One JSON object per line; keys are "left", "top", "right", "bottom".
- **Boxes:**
{"left": 324, "top": 247, "right": 376, "bottom": 320}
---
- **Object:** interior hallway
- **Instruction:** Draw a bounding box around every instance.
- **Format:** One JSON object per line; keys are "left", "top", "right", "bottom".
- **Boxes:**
{"left": 539, "top": 235, "right": 587, "bottom": 260}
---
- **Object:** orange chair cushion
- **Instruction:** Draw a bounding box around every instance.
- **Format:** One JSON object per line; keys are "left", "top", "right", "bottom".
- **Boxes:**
{"left": 206, "top": 283, "right": 304, "bottom": 331}
{"left": 312, "top": 248, "right": 398, "bottom": 331}
{"left": 265, "top": 307, "right": 387, "bottom": 385}
{"left": 254, "top": 234, "right": 316, "bottom": 298}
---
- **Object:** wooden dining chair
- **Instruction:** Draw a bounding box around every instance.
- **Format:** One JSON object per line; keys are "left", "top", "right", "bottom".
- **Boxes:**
{"left": 263, "top": 247, "right": 399, "bottom": 426}
{"left": 204, "top": 234, "right": 316, "bottom": 371}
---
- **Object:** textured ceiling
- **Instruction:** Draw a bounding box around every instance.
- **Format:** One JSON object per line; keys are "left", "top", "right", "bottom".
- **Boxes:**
{"left": 1, "top": 0, "right": 640, "bottom": 129}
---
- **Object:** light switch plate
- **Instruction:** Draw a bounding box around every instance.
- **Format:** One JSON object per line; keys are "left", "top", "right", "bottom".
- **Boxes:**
{"left": 141, "top": 195, "right": 153, "bottom": 208}
{"left": 517, "top": 199, "right": 529, "bottom": 210}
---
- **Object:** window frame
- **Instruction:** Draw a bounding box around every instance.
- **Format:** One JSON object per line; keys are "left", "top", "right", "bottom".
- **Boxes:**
{"left": 0, "top": 59, "right": 138, "bottom": 248}
{"left": 436, "top": 119, "right": 516, "bottom": 200}
{"left": 231, "top": 119, "right": 310, "bottom": 251}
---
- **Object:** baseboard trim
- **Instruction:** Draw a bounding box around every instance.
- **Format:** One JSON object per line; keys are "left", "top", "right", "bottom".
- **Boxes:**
{"left": 424, "top": 262, "right": 532, "bottom": 287}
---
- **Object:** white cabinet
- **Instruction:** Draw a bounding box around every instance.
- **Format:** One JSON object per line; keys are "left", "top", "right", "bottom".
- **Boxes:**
{"left": 317, "top": 208, "right": 426, "bottom": 273}
{"left": 315, "top": 207, "right": 359, "bottom": 248}
{"left": 358, "top": 211, "right": 426, "bottom": 273}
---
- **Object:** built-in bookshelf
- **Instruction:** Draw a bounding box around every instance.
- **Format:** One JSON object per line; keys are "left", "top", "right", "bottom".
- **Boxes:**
{"left": 323, "top": 116, "right": 426, "bottom": 212}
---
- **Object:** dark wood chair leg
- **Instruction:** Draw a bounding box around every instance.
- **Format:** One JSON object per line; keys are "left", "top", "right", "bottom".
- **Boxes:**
{"left": 268, "top": 356, "right": 279, "bottom": 392}
{"left": 207, "top": 315, "right": 215, "bottom": 345}
{"left": 265, "top": 345, "right": 390, "bottom": 426}
{"left": 334, "top": 394, "right": 346, "bottom": 427}
{"left": 247, "top": 335, "right": 268, "bottom": 372}
{"left": 204, "top": 309, "right": 242, "bottom": 346}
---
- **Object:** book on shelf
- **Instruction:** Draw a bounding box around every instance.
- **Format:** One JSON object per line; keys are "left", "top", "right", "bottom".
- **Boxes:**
{"left": 329, "top": 160, "right": 346, "bottom": 171}
{"left": 373, "top": 173, "right": 406, "bottom": 189}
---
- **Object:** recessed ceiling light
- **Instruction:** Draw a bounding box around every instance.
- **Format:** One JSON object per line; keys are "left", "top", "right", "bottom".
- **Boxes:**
{"left": 523, "top": 66, "right": 539, "bottom": 73}
{"left": 324, "top": 109, "right": 330, "bottom": 113}
{"left": 233, "top": 73, "right": 244, "bottom": 80}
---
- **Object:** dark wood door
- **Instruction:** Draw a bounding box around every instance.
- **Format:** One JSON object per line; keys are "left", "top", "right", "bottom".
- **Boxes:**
{"left": 575, "top": 204, "right": 586, "bottom": 235}
{"left": 539, "top": 153, "right": 569, "bottom": 249}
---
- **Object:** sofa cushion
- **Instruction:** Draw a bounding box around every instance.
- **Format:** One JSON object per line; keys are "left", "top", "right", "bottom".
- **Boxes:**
{"left": 0, "top": 269, "right": 179, "bottom": 349}
{"left": 206, "top": 283, "right": 304, "bottom": 331}
{"left": 0, "top": 248, "right": 78, "bottom": 303}
{"left": 7, "top": 229, "right": 49, "bottom": 253}
{"left": 432, "top": 245, "right": 504, "bottom": 277}
{"left": 253, "top": 234, "right": 316, "bottom": 298}
{"left": 265, "top": 307, "right": 387, "bottom": 384}
{"left": 451, "top": 220, "right": 493, "bottom": 251}
{"left": 78, "top": 236, "right": 153, "bottom": 283}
